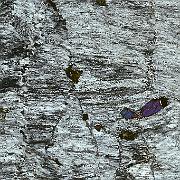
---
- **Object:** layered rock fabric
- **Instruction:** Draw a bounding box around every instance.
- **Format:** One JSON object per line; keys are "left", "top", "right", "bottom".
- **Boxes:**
{"left": 0, "top": 0, "right": 180, "bottom": 179}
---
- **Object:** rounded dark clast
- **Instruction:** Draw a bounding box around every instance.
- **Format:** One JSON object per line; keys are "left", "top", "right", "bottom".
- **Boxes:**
{"left": 82, "top": 113, "right": 88, "bottom": 121}
{"left": 20, "top": 130, "right": 23, "bottom": 134}
{"left": 119, "top": 130, "right": 138, "bottom": 141}
{"left": 94, "top": 123, "right": 103, "bottom": 132}
{"left": 159, "top": 96, "right": 169, "bottom": 108}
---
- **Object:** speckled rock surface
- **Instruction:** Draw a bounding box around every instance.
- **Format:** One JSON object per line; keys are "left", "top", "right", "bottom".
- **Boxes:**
{"left": 0, "top": 0, "right": 180, "bottom": 179}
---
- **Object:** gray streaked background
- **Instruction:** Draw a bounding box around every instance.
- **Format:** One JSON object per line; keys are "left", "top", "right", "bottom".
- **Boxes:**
{"left": 0, "top": 0, "right": 180, "bottom": 179}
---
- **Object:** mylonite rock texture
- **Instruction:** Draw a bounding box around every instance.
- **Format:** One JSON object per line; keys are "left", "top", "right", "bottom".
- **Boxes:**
{"left": 0, "top": 0, "right": 179, "bottom": 179}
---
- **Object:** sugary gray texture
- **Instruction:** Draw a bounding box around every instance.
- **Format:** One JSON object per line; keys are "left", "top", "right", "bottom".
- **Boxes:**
{"left": 0, "top": 0, "right": 179, "bottom": 179}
